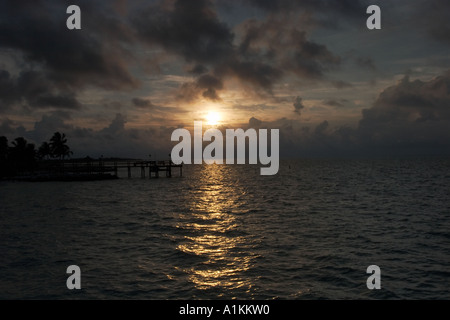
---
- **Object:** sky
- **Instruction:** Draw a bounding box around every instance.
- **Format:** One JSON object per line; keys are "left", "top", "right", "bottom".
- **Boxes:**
{"left": 0, "top": 0, "right": 450, "bottom": 159}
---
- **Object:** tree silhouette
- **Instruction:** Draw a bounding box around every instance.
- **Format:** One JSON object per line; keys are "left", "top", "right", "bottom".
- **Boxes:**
{"left": 9, "top": 137, "right": 36, "bottom": 170}
{"left": 12, "top": 137, "right": 27, "bottom": 150}
{"left": 50, "top": 132, "right": 72, "bottom": 160}
{"left": 0, "top": 136, "right": 8, "bottom": 162}
{"left": 1, "top": 133, "right": 75, "bottom": 178}
{"left": 10, "top": 137, "right": 29, "bottom": 161}
{"left": 38, "top": 142, "right": 52, "bottom": 160}
{"left": 0, "top": 136, "right": 8, "bottom": 177}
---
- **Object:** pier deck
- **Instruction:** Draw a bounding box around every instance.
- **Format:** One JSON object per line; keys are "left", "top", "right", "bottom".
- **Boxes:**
{"left": 9, "top": 159, "right": 182, "bottom": 181}
{"left": 63, "top": 159, "right": 183, "bottom": 178}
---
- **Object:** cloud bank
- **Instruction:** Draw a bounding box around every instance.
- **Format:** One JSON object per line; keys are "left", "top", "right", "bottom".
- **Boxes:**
{"left": 0, "top": 0, "right": 449, "bottom": 158}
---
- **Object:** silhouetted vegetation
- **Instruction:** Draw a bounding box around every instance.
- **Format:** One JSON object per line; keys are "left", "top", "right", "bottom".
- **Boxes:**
{"left": 50, "top": 132, "right": 73, "bottom": 160}
{"left": 0, "top": 132, "right": 72, "bottom": 178}
{"left": 37, "top": 142, "right": 51, "bottom": 160}
{"left": 0, "top": 136, "right": 9, "bottom": 177}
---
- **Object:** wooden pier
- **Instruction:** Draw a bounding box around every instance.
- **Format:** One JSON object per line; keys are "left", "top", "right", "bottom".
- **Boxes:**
{"left": 123, "top": 160, "right": 183, "bottom": 178}
{"left": 63, "top": 159, "right": 183, "bottom": 179}
{"left": 10, "top": 159, "right": 183, "bottom": 181}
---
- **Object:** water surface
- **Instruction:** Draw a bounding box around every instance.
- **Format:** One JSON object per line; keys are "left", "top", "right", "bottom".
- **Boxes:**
{"left": 1, "top": 158, "right": 449, "bottom": 299}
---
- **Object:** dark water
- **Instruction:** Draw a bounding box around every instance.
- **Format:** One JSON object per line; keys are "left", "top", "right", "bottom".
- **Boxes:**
{"left": 1, "top": 159, "right": 449, "bottom": 299}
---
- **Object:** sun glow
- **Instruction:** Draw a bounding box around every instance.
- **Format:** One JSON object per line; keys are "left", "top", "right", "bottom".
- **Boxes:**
{"left": 205, "top": 111, "right": 221, "bottom": 126}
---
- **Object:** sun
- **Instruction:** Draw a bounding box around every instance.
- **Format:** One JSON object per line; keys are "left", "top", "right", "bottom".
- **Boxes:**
{"left": 205, "top": 111, "right": 221, "bottom": 126}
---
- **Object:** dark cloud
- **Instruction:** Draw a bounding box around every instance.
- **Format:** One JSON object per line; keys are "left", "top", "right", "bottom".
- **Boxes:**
{"left": 248, "top": 117, "right": 262, "bottom": 128}
{"left": 314, "top": 120, "right": 329, "bottom": 135}
{"left": 331, "top": 80, "right": 352, "bottom": 89}
{"left": 48, "top": 110, "right": 73, "bottom": 120}
{"left": 0, "top": 70, "right": 18, "bottom": 110}
{"left": 280, "top": 71, "right": 450, "bottom": 156}
{"left": 0, "top": 0, "right": 139, "bottom": 113}
{"left": 131, "top": 98, "right": 184, "bottom": 117}
{"left": 176, "top": 82, "right": 200, "bottom": 102}
{"left": 101, "top": 113, "right": 127, "bottom": 136}
{"left": 283, "top": 31, "right": 341, "bottom": 79}
{"left": 418, "top": 0, "right": 450, "bottom": 45}
{"left": 0, "top": 69, "right": 81, "bottom": 111}
{"left": 245, "top": 0, "right": 364, "bottom": 14}
{"left": 202, "top": 88, "right": 220, "bottom": 101}
{"left": 1, "top": 113, "right": 176, "bottom": 159}
{"left": 0, "top": 118, "right": 17, "bottom": 135}
{"left": 134, "top": 0, "right": 283, "bottom": 94}
{"left": 293, "top": 96, "right": 306, "bottom": 115}
{"left": 355, "top": 56, "right": 376, "bottom": 71}
{"left": 32, "top": 94, "right": 81, "bottom": 110}
{"left": 0, "top": 0, "right": 351, "bottom": 112}
{"left": 358, "top": 72, "right": 450, "bottom": 148}
{"left": 362, "top": 73, "right": 450, "bottom": 124}
{"left": 343, "top": 49, "right": 377, "bottom": 72}
{"left": 196, "top": 74, "right": 223, "bottom": 90}
{"left": 1, "top": 0, "right": 448, "bottom": 159}
{"left": 32, "top": 113, "right": 73, "bottom": 143}
{"left": 233, "top": 71, "right": 450, "bottom": 157}
{"left": 0, "top": 1, "right": 138, "bottom": 89}
{"left": 196, "top": 74, "right": 224, "bottom": 100}
{"left": 176, "top": 74, "right": 224, "bottom": 101}
{"left": 244, "top": 0, "right": 367, "bottom": 26}
{"left": 188, "top": 64, "right": 209, "bottom": 75}
{"left": 323, "top": 99, "right": 349, "bottom": 108}
{"left": 132, "top": 0, "right": 234, "bottom": 64}
{"left": 3, "top": 68, "right": 450, "bottom": 159}
{"left": 221, "top": 60, "right": 283, "bottom": 92}
{"left": 132, "top": 0, "right": 343, "bottom": 95}
{"left": 132, "top": 98, "right": 154, "bottom": 108}
{"left": 235, "top": 16, "right": 341, "bottom": 85}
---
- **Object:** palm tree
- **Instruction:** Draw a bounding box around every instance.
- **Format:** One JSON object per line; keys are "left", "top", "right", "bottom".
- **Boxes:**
{"left": 10, "top": 137, "right": 36, "bottom": 170}
{"left": 10, "top": 137, "right": 28, "bottom": 161}
{"left": 38, "top": 141, "right": 52, "bottom": 160}
{"left": 50, "top": 132, "right": 73, "bottom": 160}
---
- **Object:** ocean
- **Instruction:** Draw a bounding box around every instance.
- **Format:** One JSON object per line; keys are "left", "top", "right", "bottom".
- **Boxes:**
{"left": 1, "top": 158, "right": 449, "bottom": 299}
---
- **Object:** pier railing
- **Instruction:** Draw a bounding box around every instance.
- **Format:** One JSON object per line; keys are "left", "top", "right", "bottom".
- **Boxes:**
{"left": 31, "top": 159, "right": 182, "bottom": 179}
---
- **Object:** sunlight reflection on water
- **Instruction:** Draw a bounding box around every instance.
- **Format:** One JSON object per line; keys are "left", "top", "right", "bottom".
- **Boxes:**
{"left": 1, "top": 159, "right": 449, "bottom": 299}
{"left": 176, "top": 164, "right": 255, "bottom": 292}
